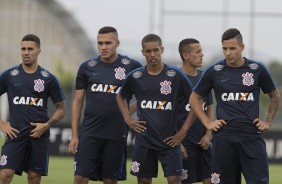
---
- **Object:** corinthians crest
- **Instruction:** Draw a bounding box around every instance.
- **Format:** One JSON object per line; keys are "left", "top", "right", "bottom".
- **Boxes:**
{"left": 114, "top": 67, "right": 126, "bottom": 80}
{"left": 242, "top": 72, "right": 254, "bottom": 86}
{"left": 34, "top": 79, "right": 45, "bottom": 92}
{"left": 160, "top": 80, "right": 172, "bottom": 95}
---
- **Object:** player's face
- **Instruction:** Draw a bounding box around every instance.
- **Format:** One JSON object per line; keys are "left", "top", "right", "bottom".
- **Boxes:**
{"left": 21, "top": 41, "right": 41, "bottom": 67}
{"left": 222, "top": 38, "right": 245, "bottom": 67}
{"left": 186, "top": 43, "right": 204, "bottom": 68}
{"left": 97, "top": 32, "right": 119, "bottom": 62}
{"left": 141, "top": 41, "right": 164, "bottom": 67}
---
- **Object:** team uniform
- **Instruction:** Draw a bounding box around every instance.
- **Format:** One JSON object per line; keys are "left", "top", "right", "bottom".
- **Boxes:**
{"left": 177, "top": 70, "right": 212, "bottom": 183}
{"left": 119, "top": 64, "right": 193, "bottom": 178}
{"left": 194, "top": 58, "right": 276, "bottom": 184}
{"left": 0, "top": 64, "right": 64, "bottom": 176}
{"left": 74, "top": 54, "right": 141, "bottom": 180}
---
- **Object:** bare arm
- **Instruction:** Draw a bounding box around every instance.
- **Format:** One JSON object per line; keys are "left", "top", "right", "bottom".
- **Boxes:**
{"left": 30, "top": 100, "right": 66, "bottom": 138}
{"left": 0, "top": 117, "right": 19, "bottom": 139}
{"left": 128, "top": 101, "right": 137, "bottom": 115}
{"left": 116, "top": 94, "right": 146, "bottom": 133}
{"left": 198, "top": 104, "right": 214, "bottom": 150}
{"left": 164, "top": 106, "right": 196, "bottom": 147}
{"left": 68, "top": 89, "right": 85, "bottom": 154}
{"left": 265, "top": 89, "right": 280, "bottom": 125}
{"left": 190, "top": 92, "right": 225, "bottom": 131}
{"left": 205, "top": 104, "right": 214, "bottom": 137}
{"left": 253, "top": 89, "right": 280, "bottom": 131}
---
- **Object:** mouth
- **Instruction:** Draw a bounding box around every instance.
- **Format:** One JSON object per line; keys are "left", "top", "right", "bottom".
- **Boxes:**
{"left": 149, "top": 58, "right": 158, "bottom": 63}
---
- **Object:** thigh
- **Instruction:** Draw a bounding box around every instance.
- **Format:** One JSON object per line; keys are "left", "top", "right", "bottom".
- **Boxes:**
{"left": 29, "top": 136, "right": 49, "bottom": 176}
{"left": 102, "top": 139, "right": 126, "bottom": 180}
{"left": 239, "top": 136, "right": 269, "bottom": 184}
{"left": 130, "top": 145, "right": 158, "bottom": 178}
{"left": 158, "top": 145, "right": 182, "bottom": 177}
{"left": 181, "top": 145, "right": 199, "bottom": 183}
{"left": 182, "top": 145, "right": 212, "bottom": 183}
{"left": 74, "top": 136, "right": 103, "bottom": 180}
{"left": 211, "top": 136, "right": 241, "bottom": 184}
{"left": 0, "top": 137, "right": 28, "bottom": 175}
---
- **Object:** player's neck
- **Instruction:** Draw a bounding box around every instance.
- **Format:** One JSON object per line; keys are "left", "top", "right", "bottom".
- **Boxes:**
{"left": 22, "top": 63, "right": 38, "bottom": 74}
{"left": 181, "top": 65, "right": 197, "bottom": 76}
{"left": 147, "top": 63, "right": 164, "bottom": 75}
{"left": 101, "top": 54, "right": 118, "bottom": 64}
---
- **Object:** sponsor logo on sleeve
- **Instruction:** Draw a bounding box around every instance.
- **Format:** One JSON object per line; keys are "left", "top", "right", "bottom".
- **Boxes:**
{"left": 87, "top": 60, "right": 97, "bottom": 67}
{"left": 10, "top": 69, "right": 19, "bottom": 76}
{"left": 121, "top": 58, "right": 131, "bottom": 65}
{"left": 40, "top": 70, "right": 49, "bottom": 77}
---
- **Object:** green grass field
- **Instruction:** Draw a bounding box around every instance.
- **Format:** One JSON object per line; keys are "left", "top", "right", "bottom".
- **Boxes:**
{"left": 8, "top": 156, "right": 282, "bottom": 184}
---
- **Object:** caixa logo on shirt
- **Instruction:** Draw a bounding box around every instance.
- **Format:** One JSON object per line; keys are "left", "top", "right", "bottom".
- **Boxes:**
{"left": 91, "top": 83, "right": 121, "bottom": 94}
{"left": 186, "top": 102, "right": 207, "bottom": 111}
{"left": 221, "top": 92, "right": 254, "bottom": 101}
{"left": 13, "top": 96, "right": 43, "bottom": 106}
{"left": 141, "top": 100, "right": 172, "bottom": 110}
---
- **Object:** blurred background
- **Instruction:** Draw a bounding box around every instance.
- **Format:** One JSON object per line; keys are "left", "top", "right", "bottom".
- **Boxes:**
{"left": 0, "top": 0, "right": 282, "bottom": 163}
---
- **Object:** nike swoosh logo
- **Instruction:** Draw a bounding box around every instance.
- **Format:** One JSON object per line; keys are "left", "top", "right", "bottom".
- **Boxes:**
{"left": 93, "top": 72, "right": 100, "bottom": 76}
{"left": 220, "top": 79, "right": 229, "bottom": 82}
{"left": 14, "top": 83, "right": 23, "bottom": 86}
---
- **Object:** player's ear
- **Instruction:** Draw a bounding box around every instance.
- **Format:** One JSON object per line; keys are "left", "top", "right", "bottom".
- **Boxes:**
{"left": 37, "top": 48, "right": 41, "bottom": 55}
{"left": 240, "top": 43, "right": 245, "bottom": 51}
{"left": 161, "top": 46, "right": 164, "bottom": 54}
{"left": 117, "top": 39, "right": 120, "bottom": 47}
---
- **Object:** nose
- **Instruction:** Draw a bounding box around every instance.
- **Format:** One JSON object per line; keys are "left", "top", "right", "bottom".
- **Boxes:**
{"left": 22, "top": 49, "right": 29, "bottom": 55}
{"left": 149, "top": 50, "right": 156, "bottom": 57}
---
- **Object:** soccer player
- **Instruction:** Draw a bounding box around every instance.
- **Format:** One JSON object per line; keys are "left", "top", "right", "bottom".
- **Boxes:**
{"left": 178, "top": 38, "right": 214, "bottom": 184}
{"left": 0, "top": 34, "right": 66, "bottom": 184}
{"left": 68, "top": 26, "right": 142, "bottom": 184}
{"left": 116, "top": 34, "right": 196, "bottom": 184}
{"left": 189, "top": 28, "right": 280, "bottom": 184}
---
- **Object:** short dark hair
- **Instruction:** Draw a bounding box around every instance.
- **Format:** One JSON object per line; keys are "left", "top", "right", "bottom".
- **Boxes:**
{"left": 21, "top": 34, "right": 41, "bottom": 47}
{"left": 98, "top": 26, "right": 118, "bottom": 35}
{"left": 178, "top": 38, "right": 199, "bottom": 54}
{"left": 221, "top": 28, "right": 243, "bottom": 43}
{"left": 178, "top": 38, "right": 200, "bottom": 61}
{"left": 141, "top": 34, "right": 162, "bottom": 48}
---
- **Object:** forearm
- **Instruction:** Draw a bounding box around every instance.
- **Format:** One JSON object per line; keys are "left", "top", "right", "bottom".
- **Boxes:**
{"left": 71, "top": 101, "right": 83, "bottom": 138}
{"left": 128, "top": 102, "right": 137, "bottom": 115}
{"left": 265, "top": 89, "right": 280, "bottom": 125}
{"left": 48, "top": 101, "right": 66, "bottom": 127}
{"left": 179, "top": 109, "right": 196, "bottom": 135}
{"left": 0, "top": 118, "right": 5, "bottom": 132}
{"left": 189, "top": 92, "right": 211, "bottom": 128}
{"left": 116, "top": 94, "right": 131, "bottom": 124}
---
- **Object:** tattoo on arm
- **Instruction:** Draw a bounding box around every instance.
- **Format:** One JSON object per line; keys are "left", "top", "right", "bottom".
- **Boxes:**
{"left": 47, "top": 101, "right": 66, "bottom": 127}
{"left": 266, "top": 90, "right": 281, "bottom": 124}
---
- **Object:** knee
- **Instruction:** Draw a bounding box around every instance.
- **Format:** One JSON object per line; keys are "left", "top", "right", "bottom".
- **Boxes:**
{"left": 103, "top": 178, "right": 117, "bottom": 184}
{"left": 27, "top": 171, "right": 41, "bottom": 184}
{"left": 0, "top": 170, "right": 14, "bottom": 184}
{"left": 137, "top": 177, "right": 152, "bottom": 184}
{"left": 74, "top": 175, "right": 89, "bottom": 184}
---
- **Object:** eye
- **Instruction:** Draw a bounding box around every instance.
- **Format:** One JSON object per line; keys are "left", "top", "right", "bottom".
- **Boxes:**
{"left": 153, "top": 48, "right": 159, "bottom": 52}
{"left": 105, "top": 41, "right": 112, "bottom": 45}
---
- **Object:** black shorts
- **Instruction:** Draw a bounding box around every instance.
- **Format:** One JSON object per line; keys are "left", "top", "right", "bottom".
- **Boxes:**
{"left": 74, "top": 136, "right": 126, "bottom": 181}
{"left": 211, "top": 135, "right": 269, "bottom": 184}
{"left": 130, "top": 144, "right": 182, "bottom": 178}
{"left": 181, "top": 144, "right": 212, "bottom": 183}
{"left": 0, "top": 135, "right": 49, "bottom": 176}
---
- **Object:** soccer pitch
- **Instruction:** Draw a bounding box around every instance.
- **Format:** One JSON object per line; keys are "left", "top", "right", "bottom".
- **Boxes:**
{"left": 10, "top": 156, "right": 282, "bottom": 184}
